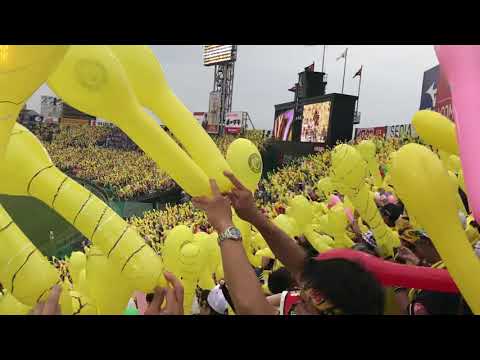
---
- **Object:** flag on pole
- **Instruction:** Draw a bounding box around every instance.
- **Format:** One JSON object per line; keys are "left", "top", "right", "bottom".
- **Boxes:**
{"left": 353, "top": 65, "right": 363, "bottom": 78}
{"left": 288, "top": 84, "right": 298, "bottom": 92}
{"left": 305, "top": 62, "right": 315, "bottom": 72}
{"left": 336, "top": 48, "right": 347, "bottom": 61}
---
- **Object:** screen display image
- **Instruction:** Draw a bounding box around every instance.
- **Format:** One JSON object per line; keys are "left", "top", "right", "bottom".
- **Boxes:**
{"left": 273, "top": 109, "right": 294, "bottom": 141}
{"left": 300, "top": 101, "right": 331, "bottom": 143}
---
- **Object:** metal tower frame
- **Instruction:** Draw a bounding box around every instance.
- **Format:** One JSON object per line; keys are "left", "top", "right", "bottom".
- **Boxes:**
{"left": 211, "top": 46, "right": 237, "bottom": 134}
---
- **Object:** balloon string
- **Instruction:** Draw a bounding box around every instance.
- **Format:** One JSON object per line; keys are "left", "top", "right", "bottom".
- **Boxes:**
{"left": 26, "top": 165, "right": 54, "bottom": 195}
{"left": 121, "top": 244, "right": 147, "bottom": 273}
{"left": 10, "top": 249, "right": 37, "bottom": 294}
{"left": 107, "top": 225, "right": 130, "bottom": 258}
{"left": 73, "top": 193, "right": 93, "bottom": 225}
{"left": 51, "top": 176, "right": 69, "bottom": 209}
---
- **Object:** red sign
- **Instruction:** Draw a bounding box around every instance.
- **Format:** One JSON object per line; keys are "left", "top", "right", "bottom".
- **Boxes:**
{"left": 354, "top": 126, "right": 387, "bottom": 140}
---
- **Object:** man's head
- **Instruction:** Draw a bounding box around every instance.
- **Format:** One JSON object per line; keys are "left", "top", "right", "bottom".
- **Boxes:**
{"left": 413, "top": 231, "right": 441, "bottom": 265}
{"left": 380, "top": 203, "right": 403, "bottom": 227}
{"left": 268, "top": 267, "right": 297, "bottom": 294}
{"left": 299, "top": 258, "right": 385, "bottom": 315}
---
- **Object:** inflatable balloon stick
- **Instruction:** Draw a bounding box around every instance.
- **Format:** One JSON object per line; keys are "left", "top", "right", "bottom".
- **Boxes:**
{"left": 47, "top": 45, "right": 211, "bottom": 196}
{"left": 356, "top": 140, "right": 382, "bottom": 187}
{"left": 178, "top": 242, "right": 203, "bottom": 314}
{"left": 68, "top": 251, "right": 86, "bottom": 285}
{"left": 192, "top": 232, "right": 215, "bottom": 290}
{"left": 317, "top": 177, "right": 333, "bottom": 198}
{"left": 0, "top": 45, "right": 68, "bottom": 158}
{"left": 0, "top": 290, "right": 31, "bottom": 315}
{"left": 226, "top": 138, "right": 263, "bottom": 192}
{"left": 59, "top": 280, "right": 74, "bottom": 315}
{"left": 162, "top": 225, "right": 193, "bottom": 276}
{"left": 0, "top": 205, "right": 59, "bottom": 306}
{"left": 232, "top": 213, "right": 257, "bottom": 266}
{"left": 390, "top": 143, "right": 480, "bottom": 314}
{"left": 286, "top": 195, "right": 312, "bottom": 232}
{"left": 411, "top": 110, "right": 459, "bottom": 155}
{"left": 331, "top": 144, "right": 399, "bottom": 257}
{"left": 86, "top": 246, "right": 135, "bottom": 315}
{"left": 70, "top": 290, "right": 98, "bottom": 315}
{"left": 317, "top": 249, "right": 459, "bottom": 293}
{"left": 327, "top": 204, "right": 354, "bottom": 248}
{"left": 435, "top": 45, "right": 480, "bottom": 222}
{"left": 1, "top": 124, "right": 165, "bottom": 292}
{"left": 108, "top": 45, "right": 233, "bottom": 192}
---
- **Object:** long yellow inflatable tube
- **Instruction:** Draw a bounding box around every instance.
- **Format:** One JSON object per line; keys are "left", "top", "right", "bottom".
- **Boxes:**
{"left": 390, "top": 143, "right": 480, "bottom": 314}
{"left": 108, "top": 45, "right": 233, "bottom": 192}
{"left": 47, "top": 45, "right": 211, "bottom": 196}
{"left": 331, "top": 144, "right": 399, "bottom": 257}
{"left": 1, "top": 124, "right": 165, "bottom": 292}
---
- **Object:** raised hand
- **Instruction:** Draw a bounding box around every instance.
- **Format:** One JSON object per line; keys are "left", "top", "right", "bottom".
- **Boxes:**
{"left": 144, "top": 272, "right": 184, "bottom": 315}
{"left": 223, "top": 171, "right": 261, "bottom": 224}
{"left": 31, "top": 285, "right": 62, "bottom": 315}
{"left": 192, "top": 179, "right": 233, "bottom": 233}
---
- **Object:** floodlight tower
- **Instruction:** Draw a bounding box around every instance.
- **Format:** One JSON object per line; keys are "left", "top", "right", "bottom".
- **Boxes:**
{"left": 203, "top": 45, "right": 237, "bottom": 134}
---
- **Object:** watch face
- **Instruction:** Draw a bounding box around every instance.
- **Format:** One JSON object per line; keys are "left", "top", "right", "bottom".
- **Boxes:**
{"left": 229, "top": 227, "right": 242, "bottom": 239}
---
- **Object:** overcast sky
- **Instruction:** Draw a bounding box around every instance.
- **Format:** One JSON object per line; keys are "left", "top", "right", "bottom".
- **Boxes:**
{"left": 27, "top": 45, "right": 438, "bottom": 130}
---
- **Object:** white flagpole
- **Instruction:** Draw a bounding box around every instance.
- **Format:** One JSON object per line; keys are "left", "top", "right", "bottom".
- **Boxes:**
{"left": 341, "top": 48, "right": 348, "bottom": 93}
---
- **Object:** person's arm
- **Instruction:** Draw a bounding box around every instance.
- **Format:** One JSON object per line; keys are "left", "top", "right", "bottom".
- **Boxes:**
{"left": 192, "top": 180, "right": 276, "bottom": 315}
{"left": 267, "top": 293, "right": 282, "bottom": 308}
{"left": 223, "top": 172, "right": 307, "bottom": 278}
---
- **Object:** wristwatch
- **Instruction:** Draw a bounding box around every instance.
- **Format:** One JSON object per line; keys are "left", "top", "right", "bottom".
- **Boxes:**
{"left": 218, "top": 226, "right": 242, "bottom": 245}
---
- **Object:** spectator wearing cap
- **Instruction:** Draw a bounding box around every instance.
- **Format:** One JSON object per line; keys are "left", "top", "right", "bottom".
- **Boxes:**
{"left": 198, "top": 285, "right": 228, "bottom": 315}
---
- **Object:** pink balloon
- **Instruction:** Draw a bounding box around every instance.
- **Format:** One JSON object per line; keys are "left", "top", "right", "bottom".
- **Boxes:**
{"left": 328, "top": 195, "right": 341, "bottom": 209}
{"left": 435, "top": 45, "right": 480, "bottom": 221}
{"left": 316, "top": 249, "right": 458, "bottom": 293}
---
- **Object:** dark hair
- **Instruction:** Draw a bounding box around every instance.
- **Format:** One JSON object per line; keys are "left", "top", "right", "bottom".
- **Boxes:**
{"left": 301, "top": 258, "right": 385, "bottom": 314}
{"left": 268, "top": 267, "right": 296, "bottom": 294}
{"left": 380, "top": 203, "right": 403, "bottom": 227}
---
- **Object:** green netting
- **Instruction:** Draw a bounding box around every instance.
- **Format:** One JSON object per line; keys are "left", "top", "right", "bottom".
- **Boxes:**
{"left": 109, "top": 200, "right": 153, "bottom": 219}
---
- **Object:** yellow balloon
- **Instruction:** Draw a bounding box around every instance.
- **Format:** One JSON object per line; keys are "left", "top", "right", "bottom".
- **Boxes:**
{"left": 448, "top": 155, "right": 462, "bottom": 173}
{"left": 0, "top": 290, "right": 31, "bottom": 315}
{"left": 412, "top": 110, "right": 459, "bottom": 155}
{"left": 273, "top": 214, "right": 300, "bottom": 238}
{"left": 304, "top": 225, "right": 333, "bottom": 253}
{"left": 178, "top": 242, "right": 203, "bottom": 314}
{"left": 0, "top": 45, "right": 68, "bottom": 158}
{"left": 357, "top": 140, "right": 382, "bottom": 187}
{"left": 286, "top": 195, "right": 312, "bottom": 231}
{"left": 226, "top": 138, "right": 262, "bottom": 192}
{"left": 1, "top": 123, "right": 164, "bottom": 292}
{"left": 390, "top": 143, "right": 480, "bottom": 314}
{"left": 331, "top": 144, "right": 399, "bottom": 257}
{"left": 68, "top": 251, "right": 86, "bottom": 285}
{"left": 108, "top": 45, "right": 232, "bottom": 192}
{"left": 86, "top": 246, "right": 135, "bottom": 315}
{"left": 59, "top": 280, "right": 74, "bottom": 315}
{"left": 162, "top": 225, "right": 193, "bottom": 276}
{"left": 317, "top": 177, "right": 333, "bottom": 198}
{"left": 448, "top": 171, "right": 467, "bottom": 215}
{"left": 70, "top": 290, "right": 98, "bottom": 315}
{"left": 327, "top": 205, "right": 354, "bottom": 248}
{"left": 0, "top": 205, "right": 59, "bottom": 306}
{"left": 47, "top": 45, "right": 210, "bottom": 196}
